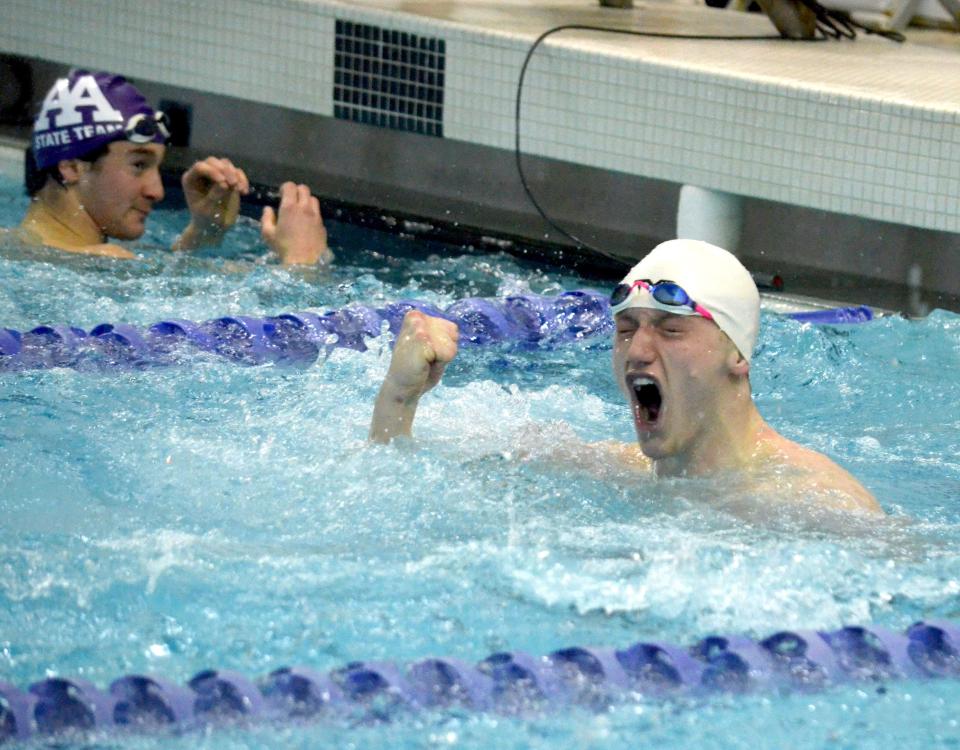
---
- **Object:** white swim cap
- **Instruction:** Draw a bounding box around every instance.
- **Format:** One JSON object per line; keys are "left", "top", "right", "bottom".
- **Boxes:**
{"left": 612, "top": 239, "right": 760, "bottom": 362}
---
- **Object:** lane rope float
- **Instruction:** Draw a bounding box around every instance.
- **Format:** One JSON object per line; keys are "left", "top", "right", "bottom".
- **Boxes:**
{"left": 0, "top": 292, "right": 873, "bottom": 371}
{"left": 0, "top": 620, "right": 955, "bottom": 741}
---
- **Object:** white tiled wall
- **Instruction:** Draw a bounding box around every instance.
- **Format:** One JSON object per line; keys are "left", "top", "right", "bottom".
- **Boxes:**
{"left": 1, "top": 0, "right": 336, "bottom": 116}
{"left": 3, "top": 0, "right": 957, "bottom": 233}
{"left": 446, "top": 31, "right": 959, "bottom": 233}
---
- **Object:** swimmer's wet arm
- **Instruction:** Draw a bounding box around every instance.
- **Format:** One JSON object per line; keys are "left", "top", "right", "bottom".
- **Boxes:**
{"left": 260, "top": 182, "right": 332, "bottom": 266}
{"left": 173, "top": 157, "right": 250, "bottom": 251}
{"left": 369, "top": 312, "right": 459, "bottom": 443}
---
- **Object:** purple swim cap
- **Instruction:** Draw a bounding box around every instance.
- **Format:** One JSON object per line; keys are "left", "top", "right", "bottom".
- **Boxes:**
{"left": 32, "top": 70, "right": 167, "bottom": 169}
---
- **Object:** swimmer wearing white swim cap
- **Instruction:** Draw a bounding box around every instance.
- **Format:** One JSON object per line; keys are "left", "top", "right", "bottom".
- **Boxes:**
{"left": 369, "top": 239, "right": 881, "bottom": 517}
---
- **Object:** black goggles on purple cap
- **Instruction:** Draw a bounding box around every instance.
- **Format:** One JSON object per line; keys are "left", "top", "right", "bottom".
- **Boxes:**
{"left": 124, "top": 112, "right": 170, "bottom": 144}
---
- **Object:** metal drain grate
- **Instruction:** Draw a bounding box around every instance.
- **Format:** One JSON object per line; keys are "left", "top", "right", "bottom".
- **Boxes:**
{"left": 333, "top": 20, "right": 445, "bottom": 137}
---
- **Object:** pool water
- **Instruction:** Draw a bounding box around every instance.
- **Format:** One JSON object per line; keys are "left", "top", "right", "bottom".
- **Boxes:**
{"left": 2, "top": 172, "right": 960, "bottom": 749}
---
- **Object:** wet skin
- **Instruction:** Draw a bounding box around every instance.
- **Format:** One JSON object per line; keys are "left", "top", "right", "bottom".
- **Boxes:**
{"left": 612, "top": 307, "right": 748, "bottom": 471}
{"left": 73, "top": 141, "right": 165, "bottom": 240}
{"left": 17, "top": 145, "right": 330, "bottom": 264}
{"left": 370, "top": 306, "right": 882, "bottom": 515}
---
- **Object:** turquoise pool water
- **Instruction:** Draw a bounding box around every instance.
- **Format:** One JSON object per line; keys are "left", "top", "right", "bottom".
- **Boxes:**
{"left": 2, "top": 171, "right": 960, "bottom": 748}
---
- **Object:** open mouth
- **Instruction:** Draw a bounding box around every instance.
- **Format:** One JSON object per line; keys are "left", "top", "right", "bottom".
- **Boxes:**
{"left": 631, "top": 376, "right": 662, "bottom": 426}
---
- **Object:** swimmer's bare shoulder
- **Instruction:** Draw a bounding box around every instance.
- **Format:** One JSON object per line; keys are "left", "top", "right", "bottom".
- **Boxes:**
{"left": 759, "top": 431, "right": 883, "bottom": 515}
{"left": 514, "top": 430, "right": 651, "bottom": 478}
{"left": 593, "top": 434, "right": 881, "bottom": 516}
{"left": 14, "top": 223, "right": 134, "bottom": 259}
{"left": 596, "top": 439, "right": 653, "bottom": 472}
{"left": 50, "top": 241, "right": 135, "bottom": 259}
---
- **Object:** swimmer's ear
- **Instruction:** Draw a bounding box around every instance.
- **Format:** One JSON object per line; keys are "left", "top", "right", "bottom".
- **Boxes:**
{"left": 56, "top": 159, "right": 87, "bottom": 186}
{"left": 727, "top": 347, "right": 750, "bottom": 377}
{"left": 720, "top": 332, "right": 750, "bottom": 377}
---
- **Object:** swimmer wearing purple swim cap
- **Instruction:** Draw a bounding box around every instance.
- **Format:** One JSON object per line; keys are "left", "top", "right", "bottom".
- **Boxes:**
{"left": 30, "top": 71, "right": 169, "bottom": 171}
{"left": 368, "top": 239, "right": 881, "bottom": 520}
{"left": 17, "top": 69, "right": 330, "bottom": 265}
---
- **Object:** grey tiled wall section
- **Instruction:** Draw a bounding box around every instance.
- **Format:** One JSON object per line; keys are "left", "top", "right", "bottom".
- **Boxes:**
{"left": 4, "top": 0, "right": 957, "bottom": 233}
